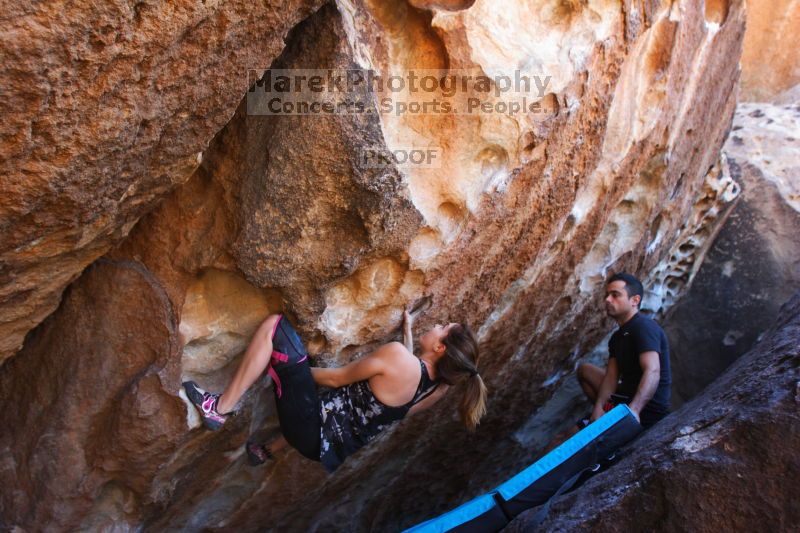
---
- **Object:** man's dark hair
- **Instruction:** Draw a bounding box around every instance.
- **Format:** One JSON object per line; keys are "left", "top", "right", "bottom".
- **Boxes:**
{"left": 606, "top": 272, "right": 644, "bottom": 304}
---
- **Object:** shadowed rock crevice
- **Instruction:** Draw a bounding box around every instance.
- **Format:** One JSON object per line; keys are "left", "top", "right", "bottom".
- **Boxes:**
{"left": 0, "top": 259, "right": 186, "bottom": 529}
{"left": 664, "top": 102, "right": 800, "bottom": 406}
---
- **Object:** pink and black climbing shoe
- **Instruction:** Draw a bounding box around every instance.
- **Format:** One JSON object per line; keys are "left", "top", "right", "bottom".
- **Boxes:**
{"left": 183, "top": 381, "right": 228, "bottom": 431}
{"left": 246, "top": 440, "right": 275, "bottom": 466}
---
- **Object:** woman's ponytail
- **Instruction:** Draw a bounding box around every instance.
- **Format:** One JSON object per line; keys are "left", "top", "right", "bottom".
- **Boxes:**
{"left": 461, "top": 372, "right": 488, "bottom": 431}
{"left": 437, "top": 324, "right": 488, "bottom": 431}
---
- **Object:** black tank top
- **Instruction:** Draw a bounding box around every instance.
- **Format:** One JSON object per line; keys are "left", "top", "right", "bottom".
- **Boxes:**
{"left": 318, "top": 358, "right": 437, "bottom": 472}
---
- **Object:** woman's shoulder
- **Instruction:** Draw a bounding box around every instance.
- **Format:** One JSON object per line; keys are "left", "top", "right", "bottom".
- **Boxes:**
{"left": 377, "top": 341, "right": 414, "bottom": 358}
{"left": 373, "top": 342, "right": 420, "bottom": 375}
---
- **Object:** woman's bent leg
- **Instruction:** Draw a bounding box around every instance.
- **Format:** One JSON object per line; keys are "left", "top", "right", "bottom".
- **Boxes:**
{"left": 217, "top": 314, "right": 281, "bottom": 414}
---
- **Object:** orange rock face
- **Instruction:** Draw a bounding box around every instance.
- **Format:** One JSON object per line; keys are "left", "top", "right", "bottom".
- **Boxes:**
{"left": 0, "top": 260, "right": 186, "bottom": 528}
{"left": 740, "top": 0, "right": 800, "bottom": 102}
{"left": 0, "top": 0, "right": 764, "bottom": 531}
{"left": 0, "top": 0, "right": 326, "bottom": 361}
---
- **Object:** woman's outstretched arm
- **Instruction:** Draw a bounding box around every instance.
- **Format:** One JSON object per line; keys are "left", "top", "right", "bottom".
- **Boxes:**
{"left": 311, "top": 343, "right": 401, "bottom": 388}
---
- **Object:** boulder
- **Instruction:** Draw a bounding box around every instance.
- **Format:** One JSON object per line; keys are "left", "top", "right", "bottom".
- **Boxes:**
{"left": 0, "top": 260, "right": 186, "bottom": 529}
{"left": 0, "top": 0, "right": 325, "bottom": 362}
{"left": 664, "top": 102, "right": 800, "bottom": 406}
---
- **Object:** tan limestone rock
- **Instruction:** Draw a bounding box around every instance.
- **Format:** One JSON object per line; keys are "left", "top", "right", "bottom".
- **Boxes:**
{"left": 739, "top": 0, "right": 800, "bottom": 102}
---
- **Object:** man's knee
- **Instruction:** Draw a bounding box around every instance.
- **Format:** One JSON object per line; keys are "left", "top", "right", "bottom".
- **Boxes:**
{"left": 576, "top": 362, "right": 590, "bottom": 383}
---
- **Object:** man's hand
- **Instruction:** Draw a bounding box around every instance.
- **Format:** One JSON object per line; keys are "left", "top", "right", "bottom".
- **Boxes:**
{"left": 628, "top": 351, "right": 660, "bottom": 419}
{"left": 629, "top": 407, "right": 640, "bottom": 423}
{"left": 589, "top": 358, "right": 619, "bottom": 423}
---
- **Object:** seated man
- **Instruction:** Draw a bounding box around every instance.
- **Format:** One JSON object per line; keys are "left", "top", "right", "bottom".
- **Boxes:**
{"left": 544, "top": 272, "right": 671, "bottom": 452}
{"left": 579, "top": 272, "right": 671, "bottom": 429}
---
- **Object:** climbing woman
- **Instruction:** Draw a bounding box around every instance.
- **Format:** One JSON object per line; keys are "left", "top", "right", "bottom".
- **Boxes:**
{"left": 182, "top": 306, "right": 488, "bottom": 472}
